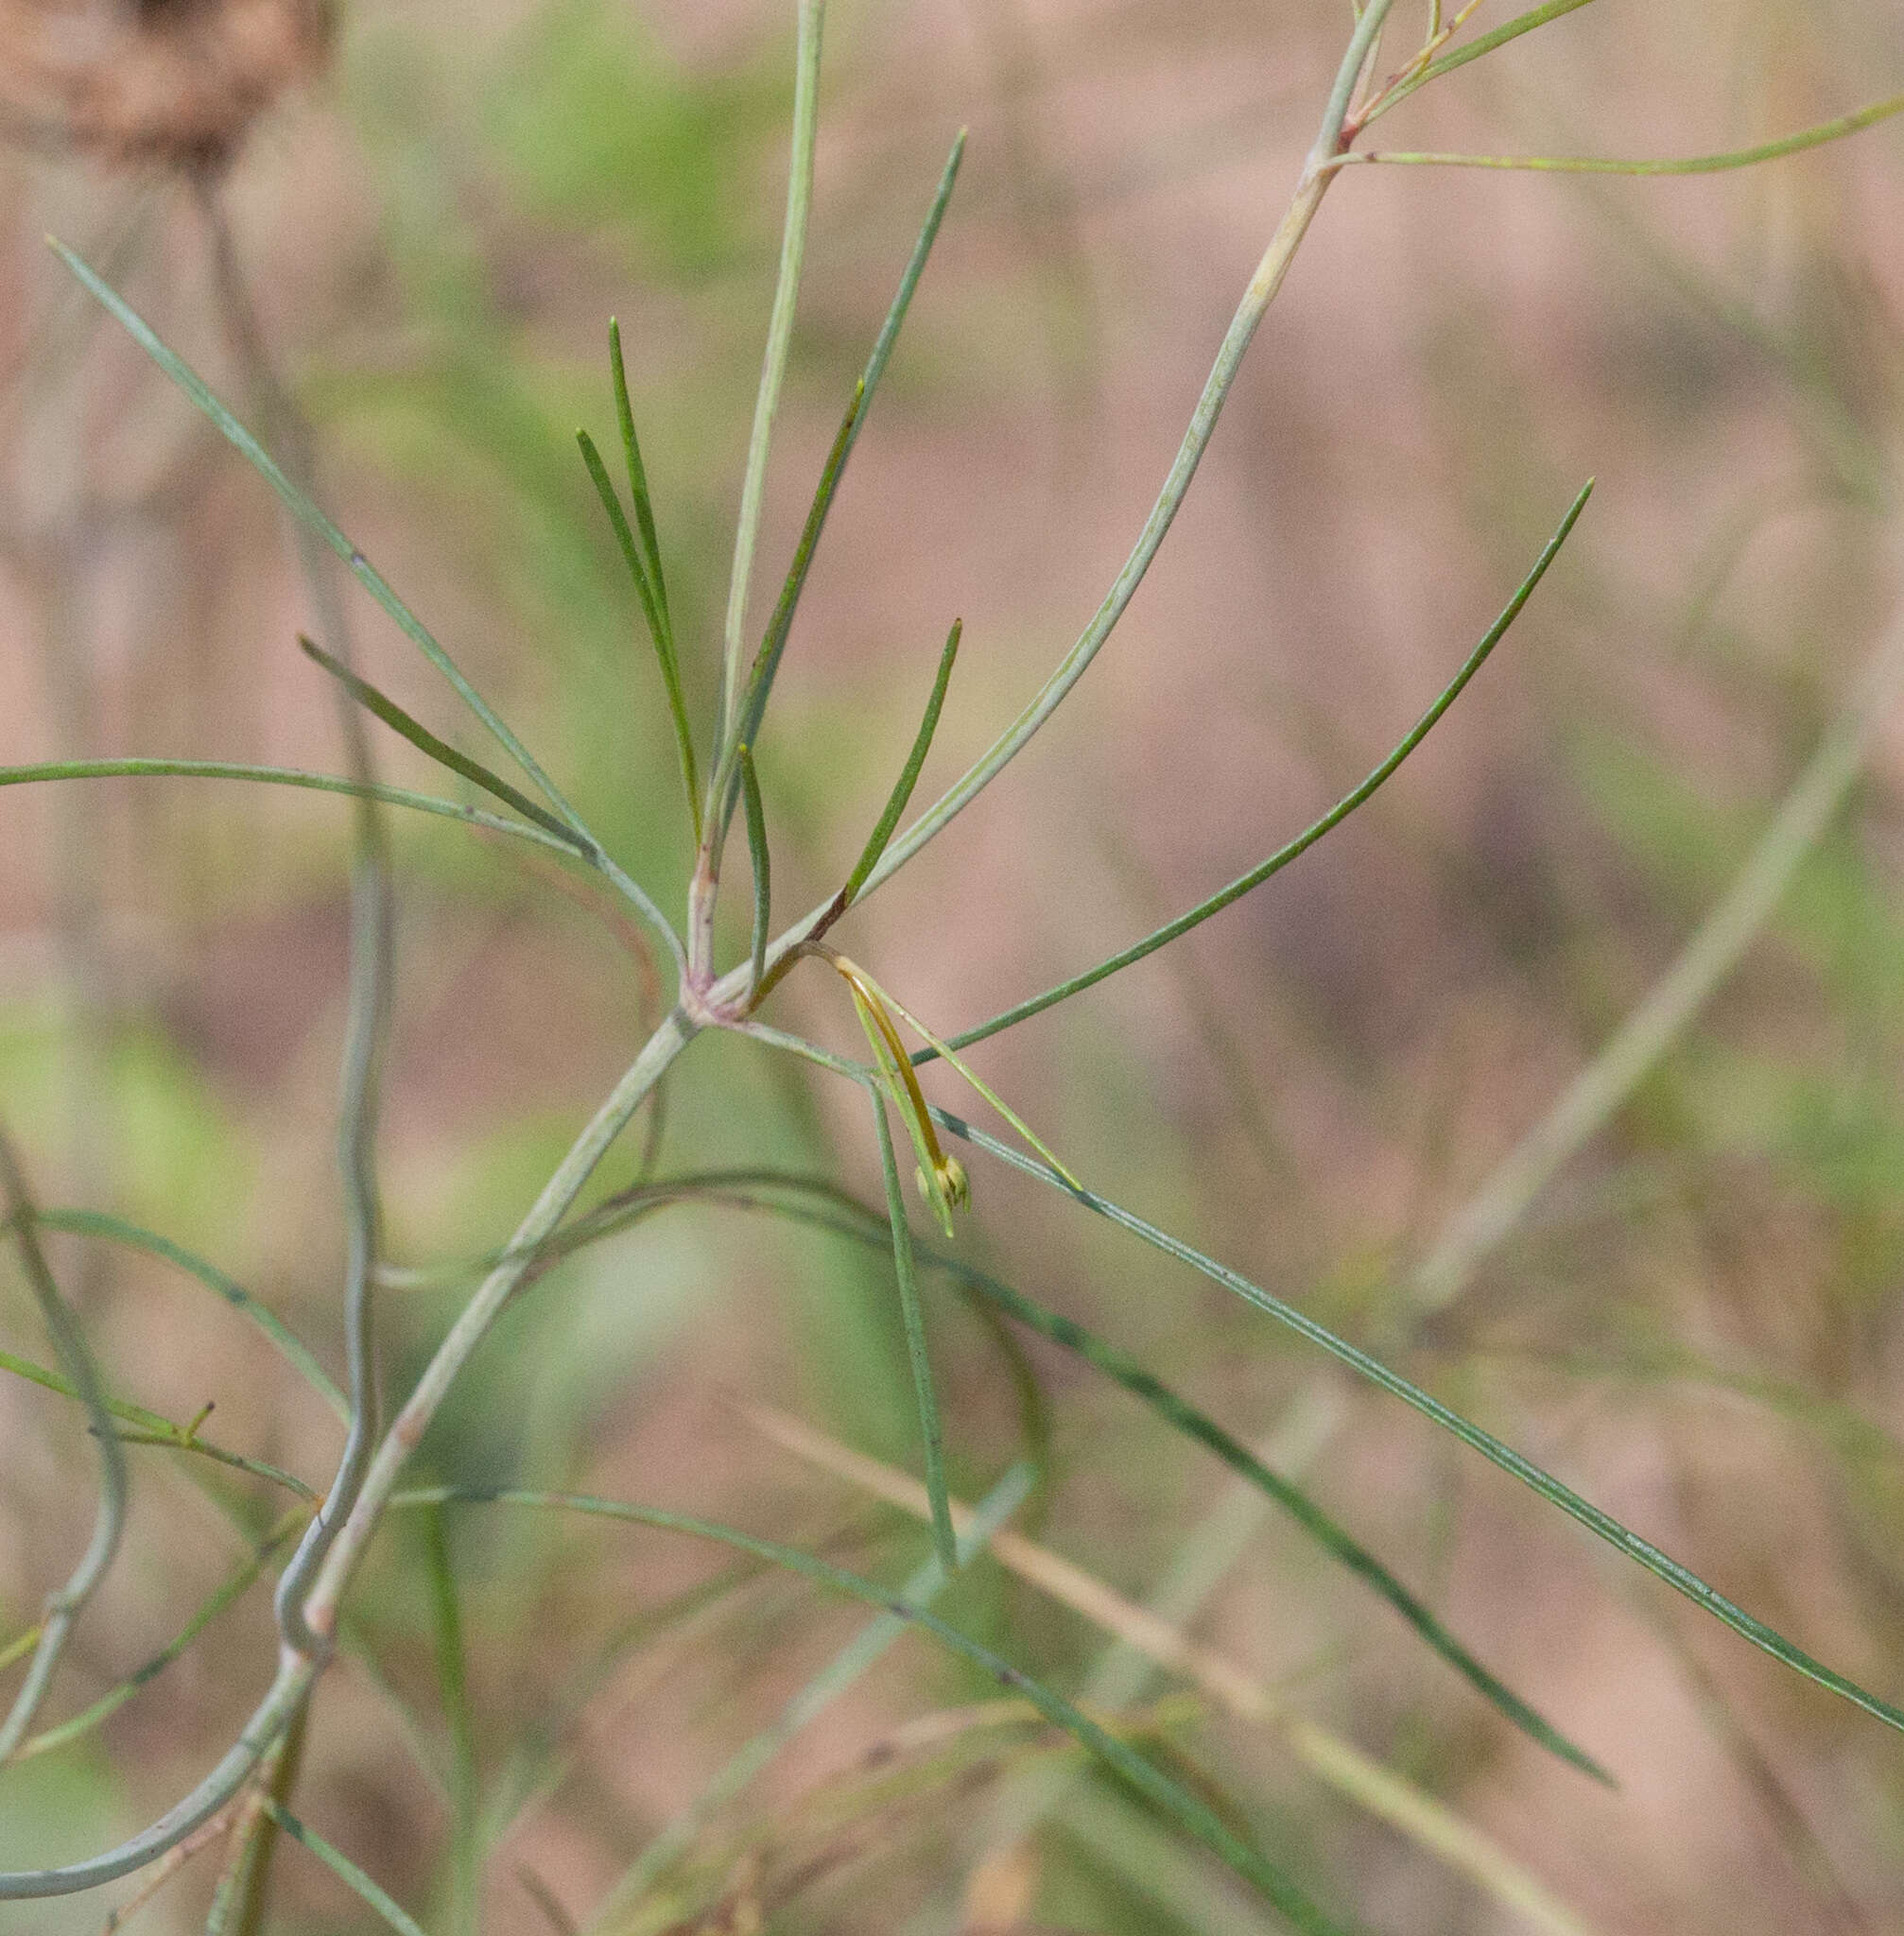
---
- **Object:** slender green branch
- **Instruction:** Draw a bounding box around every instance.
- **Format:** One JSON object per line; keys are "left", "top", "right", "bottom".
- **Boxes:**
{"left": 719, "top": 0, "right": 827, "bottom": 752}
{"left": 925, "top": 480, "right": 1590, "bottom": 1058}
{"left": 0, "top": 1131, "right": 128, "bottom": 1767}
{"left": 1358, "top": 89, "right": 1904, "bottom": 172}
{"left": 776, "top": 1, "right": 1398, "bottom": 927}
{"left": 13, "top": 1511, "right": 303, "bottom": 1765}
{"left": 295, "top": 1011, "right": 698, "bottom": 1640}
{"left": 0, "top": 759, "right": 590, "bottom": 861}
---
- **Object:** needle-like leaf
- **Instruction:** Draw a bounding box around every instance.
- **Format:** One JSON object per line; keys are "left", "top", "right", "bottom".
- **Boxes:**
{"left": 1360, "top": 90, "right": 1904, "bottom": 172}
{"left": 299, "top": 637, "right": 580, "bottom": 846}
{"left": 737, "top": 744, "right": 771, "bottom": 997}
{"left": 1365, "top": 0, "right": 1600, "bottom": 124}
{"left": 0, "top": 758, "right": 589, "bottom": 862}
{"left": 710, "top": 128, "right": 967, "bottom": 832}
{"left": 577, "top": 425, "right": 701, "bottom": 841}
{"left": 609, "top": 319, "right": 671, "bottom": 643}
{"left": 926, "top": 480, "right": 1592, "bottom": 1058}
{"left": 831, "top": 618, "right": 961, "bottom": 921}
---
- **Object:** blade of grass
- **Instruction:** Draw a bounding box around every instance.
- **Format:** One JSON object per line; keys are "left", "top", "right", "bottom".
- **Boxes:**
{"left": 424, "top": 1509, "right": 479, "bottom": 1936}
{"left": 718, "top": 0, "right": 827, "bottom": 752}
{"left": 576, "top": 427, "right": 701, "bottom": 842}
{"left": 262, "top": 1802, "right": 428, "bottom": 1936}
{"left": 47, "top": 239, "right": 683, "bottom": 969}
{"left": 1358, "top": 89, "right": 1904, "bottom": 171}
{"left": 828, "top": 616, "right": 962, "bottom": 922}
{"left": 597, "top": 1462, "right": 1033, "bottom": 1918}
{"left": 32, "top": 1209, "right": 347, "bottom": 1425}
{"left": 926, "top": 1107, "right": 1904, "bottom": 1742}
{"left": 299, "top": 637, "right": 579, "bottom": 846}
{"left": 737, "top": 745, "right": 771, "bottom": 998}
{"left": 13, "top": 1510, "right": 303, "bottom": 1765}
{"left": 925, "top": 480, "right": 1591, "bottom": 1058}
{"left": 393, "top": 1488, "right": 1355, "bottom": 1932}
{"left": 867, "top": 1086, "right": 959, "bottom": 1572}
{"left": 0, "top": 1131, "right": 128, "bottom": 1767}
{"left": 1364, "top": 0, "right": 1600, "bottom": 125}
{"left": 0, "top": 758, "right": 590, "bottom": 861}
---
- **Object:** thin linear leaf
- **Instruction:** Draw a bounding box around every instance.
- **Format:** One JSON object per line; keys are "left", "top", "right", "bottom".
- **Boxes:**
{"left": 35, "top": 1208, "right": 347, "bottom": 1423}
{"left": 1366, "top": 0, "right": 1599, "bottom": 124}
{"left": 867, "top": 1086, "right": 959, "bottom": 1573}
{"left": 719, "top": 0, "right": 827, "bottom": 749}
{"left": 263, "top": 1802, "right": 428, "bottom": 1936}
{"left": 424, "top": 1510, "right": 479, "bottom": 1936}
{"left": 1359, "top": 89, "right": 1904, "bottom": 173}
{"left": 577, "top": 425, "right": 701, "bottom": 841}
{"left": 711, "top": 128, "right": 967, "bottom": 826}
{"left": 738, "top": 744, "right": 771, "bottom": 997}
{"left": 394, "top": 1488, "right": 1354, "bottom": 1932}
{"left": 48, "top": 240, "right": 684, "bottom": 967}
{"left": 926, "top": 481, "right": 1592, "bottom": 1058}
{"left": 833, "top": 617, "right": 962, "bottom": 915}
{"left": 598, "top": 1462, "right": 1033, "bottom": 1916}
{"left": 609, "top": 319, "right": 670, "bottom": 640}
{"left": 299, "top": 637, "right": 579, "bottom": 845}
{"left": 926, "top": 1108, "right": 1904, "bottom": 1743}
{"left": 14, "top": 1512, "right": 303, "bottom": 1765}
{"left": 715, "top": 379, "right": 864, "bottom": 831}
{"left": 0, "top": 758, "right": 588, "bottom": 861}
{"left": 0, "top": 1133, "right": 127, "bottom": 1766}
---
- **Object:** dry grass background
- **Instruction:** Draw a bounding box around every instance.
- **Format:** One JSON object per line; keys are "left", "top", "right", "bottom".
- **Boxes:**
{"left": 4, "top": 1, "right": 1904, "bottom": 1930}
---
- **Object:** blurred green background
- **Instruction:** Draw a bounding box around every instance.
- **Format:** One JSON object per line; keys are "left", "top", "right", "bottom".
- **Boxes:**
{"left": 4, "top": 1, "right": 1904, "bottom": 1929}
